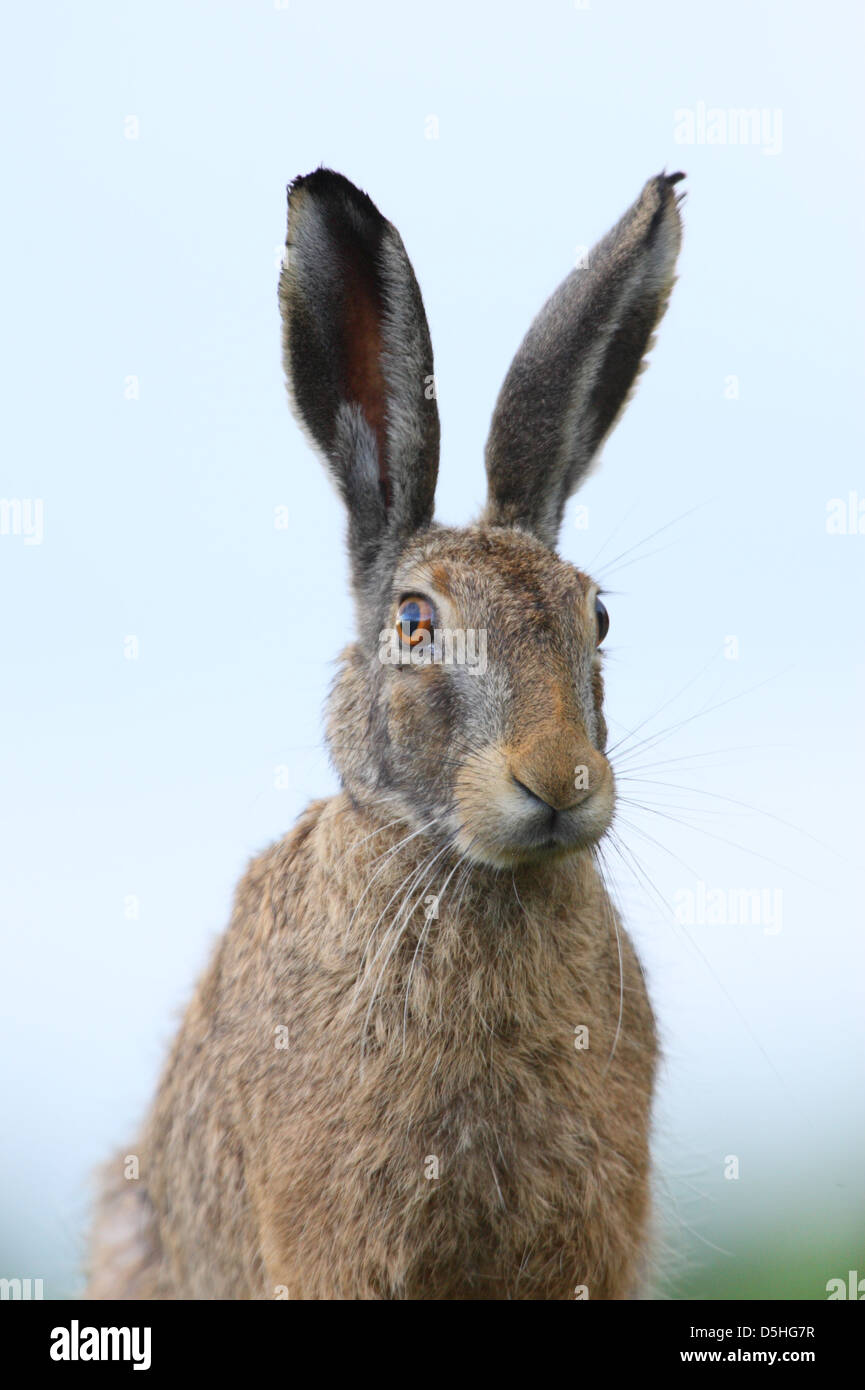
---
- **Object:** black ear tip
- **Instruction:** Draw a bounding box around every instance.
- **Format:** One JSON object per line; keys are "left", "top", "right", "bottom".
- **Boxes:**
{"left": 287, "top": 167, "right": 377, "bottom": 215}
{"left": 288, "top": 166, "right": 347, "bottom": 196}
{"left": 656, "top": 170, "right": 687, "bottom": 211}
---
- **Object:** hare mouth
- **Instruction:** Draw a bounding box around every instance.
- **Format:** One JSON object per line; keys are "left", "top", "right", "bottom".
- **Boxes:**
{"left": 452, "top": 795, "right": 614, "bottom": 869}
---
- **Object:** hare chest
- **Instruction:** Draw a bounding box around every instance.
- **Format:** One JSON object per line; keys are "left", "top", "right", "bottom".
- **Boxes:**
{"left": 248, "top": 882, "right": 656, "bottom": 1300}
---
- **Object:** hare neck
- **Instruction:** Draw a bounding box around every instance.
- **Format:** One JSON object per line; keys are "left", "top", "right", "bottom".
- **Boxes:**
{"left": 311, "top": 791, "right": 611, "bottom": 965}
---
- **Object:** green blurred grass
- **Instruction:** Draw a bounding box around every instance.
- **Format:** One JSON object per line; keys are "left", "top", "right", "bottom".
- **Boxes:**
{"left": 668, "top": 1227, "right": 864, "bottom": 1301}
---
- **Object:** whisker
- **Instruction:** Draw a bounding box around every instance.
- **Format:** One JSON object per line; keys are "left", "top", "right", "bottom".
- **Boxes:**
{"left": 596, "top": 535, "right": 688, "bottom": 583}
{"left": 614, "top": 743, "right": 786, "bottom": 776}
{"left": 583, "top": 499, "right": 643, "bottom": 572}
{"left": 602, "top": 828, "right": 791, "bottom": 1097}
{"left": 352, "top": 839, "right": 444, "bottom": 993}
{"left": 360, "top": 842, "right": 453, "bottom": 1069}
{"left": 591, "top": 501, "right": 708, "bottom": 579}
{"left": 606, "top": 654, "right": 721, "bottom": 757}
{"left": 609, "top": 667, "right": 793, "bottom": 769}
{"left": 343, "top": 816, "right": 443, "bottom": 948}
{"left": 617, "top": 775, "right": 845, "bottom": 861}
{"left": 402, "top": 847, "right": 465, "bottom": 1049}
{"left": 614, "top": 798, "right": 820, "bottom": 886}
{"left": 592, "top": 845, "right": 625, "bottom": 1075}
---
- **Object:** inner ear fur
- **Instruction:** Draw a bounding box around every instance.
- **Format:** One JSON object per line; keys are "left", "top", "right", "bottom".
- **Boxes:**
{"left": 279, "top": 169, "right": 440, "bottom": 583}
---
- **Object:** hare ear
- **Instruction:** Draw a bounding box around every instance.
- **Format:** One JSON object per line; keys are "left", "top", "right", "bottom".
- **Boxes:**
{"left": 279, "top": 169, "right": 440, "bottom": 584}
{"left": 482, "top": 172, "right": 685, "bottom": 548}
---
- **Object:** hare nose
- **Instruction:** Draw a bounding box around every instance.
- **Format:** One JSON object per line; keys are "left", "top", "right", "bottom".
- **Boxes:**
{"left": 509, "top": 735, "right": 606, "bottom": 813}
{"left": 511, "top": 771, "right": 588, "bottom": 814}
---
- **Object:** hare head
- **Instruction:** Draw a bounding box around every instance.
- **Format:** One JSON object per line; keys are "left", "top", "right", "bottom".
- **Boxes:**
{"left": 279, "top": 170, "right": 683, "bottom": 869}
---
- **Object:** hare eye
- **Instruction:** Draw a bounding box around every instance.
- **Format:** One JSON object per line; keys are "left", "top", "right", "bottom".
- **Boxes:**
{"left": 396, "top": 596, "right": 435, "bottom": 648}
{"left": 595, "top": 595, "right": 609, "bottom": 646}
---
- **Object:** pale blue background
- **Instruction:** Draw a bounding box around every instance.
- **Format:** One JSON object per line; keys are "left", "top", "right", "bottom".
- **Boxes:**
{"left": 1, "top": 0, "right": 862, "bottom": 1297}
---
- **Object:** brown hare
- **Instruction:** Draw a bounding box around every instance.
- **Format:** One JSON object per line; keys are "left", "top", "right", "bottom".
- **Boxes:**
{"left": 87, "top": 168, "right": 684, "bottom": 1300}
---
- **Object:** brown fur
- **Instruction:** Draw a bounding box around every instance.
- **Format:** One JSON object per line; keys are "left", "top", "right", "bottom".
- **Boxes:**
{"left": 86, "top": 171, "right": 682, "bottom": 1300}
{"left": 86, "top": 533, "right": 656, "bottom": 1301}
{"left": 88, "top": 804, "right": 655, "bottom": 1299}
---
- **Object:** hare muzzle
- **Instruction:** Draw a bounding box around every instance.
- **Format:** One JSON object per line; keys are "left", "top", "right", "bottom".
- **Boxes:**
{"left": 453, "top": 728, "right": 615, "bottom": 867}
